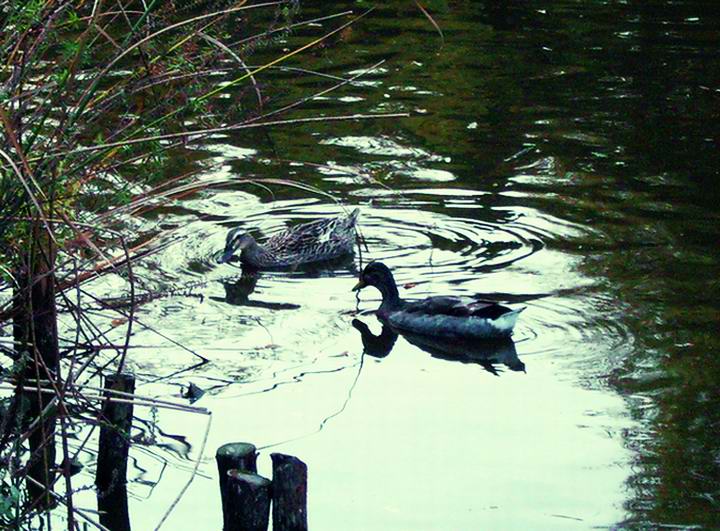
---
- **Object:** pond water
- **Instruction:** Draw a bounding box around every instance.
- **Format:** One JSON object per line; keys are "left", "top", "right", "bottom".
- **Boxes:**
{"left": 69, "top": 1, "right": 720, "bottom": 529}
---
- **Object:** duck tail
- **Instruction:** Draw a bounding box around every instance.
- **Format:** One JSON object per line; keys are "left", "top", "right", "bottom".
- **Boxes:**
{"left": 495, "top": 307, "right": 525, "bottom": 334}
{"left": 347, "top": 207, "right": 360, "bottom": 225}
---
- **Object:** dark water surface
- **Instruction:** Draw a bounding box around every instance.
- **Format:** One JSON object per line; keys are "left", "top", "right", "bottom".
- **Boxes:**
{"left": 72, "top": 2, "right": 720, "bottom": 529}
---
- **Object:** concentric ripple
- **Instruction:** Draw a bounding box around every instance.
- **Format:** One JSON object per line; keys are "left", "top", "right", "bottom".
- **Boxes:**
{"left": 126, "top": 188, "right": 634, "bottom": 383}
{"left": 511, "top": 292, "right": 636, "bottom": 371}
{"left": 151, "top": 194, "right": 544, "bottom": 287}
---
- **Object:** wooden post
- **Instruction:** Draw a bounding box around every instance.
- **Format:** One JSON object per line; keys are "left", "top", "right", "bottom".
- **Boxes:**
{"left": 216, "top": 442, "right": 258, "bottom": 529}
{"left": 271, "top": 453, "right": 308, "bottom": 531}
{"left": 14, "top": 248, "right": 60, "bottom": 510}
{"left": 224, "top": 469, "right": 272, "bottom": 531}
{"left": 95, "top": 373, "right": 135, "bottom": 531}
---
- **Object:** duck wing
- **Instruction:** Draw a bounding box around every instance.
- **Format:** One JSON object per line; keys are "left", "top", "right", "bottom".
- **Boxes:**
{"left": 265, "top": 218, "right": 328, "bottom": 251}
{"left": 402, "top": 296, "right": 515, "bottom": 319}
{"left": 264, "top": 210, "right": 359, "bottom": 259}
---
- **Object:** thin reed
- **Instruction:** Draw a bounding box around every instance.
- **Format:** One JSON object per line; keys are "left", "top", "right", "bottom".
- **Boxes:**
{"left": 0, "top": 0, "right": 401, "bottom": 527}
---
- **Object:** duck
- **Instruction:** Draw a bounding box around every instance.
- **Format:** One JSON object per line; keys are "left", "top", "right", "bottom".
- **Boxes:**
{"left": 219, "top": 208, "right": 359, "bottom": 268}
{"left": 352, "top": 261, "right": 524, "bottom": 339}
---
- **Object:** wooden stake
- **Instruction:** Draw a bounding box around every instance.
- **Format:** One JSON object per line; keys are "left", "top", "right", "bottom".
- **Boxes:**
{"left": 95, "top": 373, "right": 135, "bottom": 531}
{"left": 271, "top": 453, "right": 308, "bottom": 531}
{"left": 224, "top": 469, "right": 271, "bottom": 531}
{"left": 216, "top": 442, "right": 257, "bottom": 529}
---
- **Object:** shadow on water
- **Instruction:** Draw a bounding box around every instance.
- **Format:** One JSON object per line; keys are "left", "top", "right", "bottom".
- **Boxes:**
{"left": 217, "top": 271, "right": 301, "bottom": 311}
{"left": 352, "top": 318, "right": 525, "bottom": 376}
{"left": 214, "top": 254, "right": 359, "bottom": 310}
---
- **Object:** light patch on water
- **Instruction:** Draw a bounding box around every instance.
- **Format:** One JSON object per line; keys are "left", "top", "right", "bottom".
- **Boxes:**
{"left": 321, "top": 135, "right": 440, "bottom": 159}
{"left": 404, "top": 167, "right": 456, "bottom": 182}
{"left": 406, "top": 188, "right": 488, "bottom": 197}
{"left": 338, "top": 96, "right": 365, "bottom": 103}
{"left": 347, "top": 66, "right": 389, "bottom": 76}
{"left": 202, "top": 143, "right": 257, "bottom": 160}
{"left": 106, "top": 324, "right": 633, "bottom": 531}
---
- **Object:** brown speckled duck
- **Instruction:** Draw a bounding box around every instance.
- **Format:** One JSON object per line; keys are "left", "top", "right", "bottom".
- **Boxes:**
{"left": 219, "top": 209, "right": 359, "bottom": 268}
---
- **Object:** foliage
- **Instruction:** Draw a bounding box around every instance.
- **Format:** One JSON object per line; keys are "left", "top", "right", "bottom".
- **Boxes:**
{"left": 0, "top": 479, "right": 21, "bottom": 525}
{"left": 0, "top": 0, "right": 305, "bottom": 526}
{"left": 0, "top": 0, "right": 399, "bottom": 526}
{"left": 0, "top": 0, "right": 299, "bottom": 273}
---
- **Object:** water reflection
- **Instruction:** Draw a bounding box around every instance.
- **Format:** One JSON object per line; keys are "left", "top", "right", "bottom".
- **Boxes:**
{"left": 100, "top": 0, "right": 720, "bottom": 527}
{"left": 218, "top": 271, "right": 300, "bottom": 311}
{"left": 351, "top": 319, "right": 397, "bottom": 359}
{"left": 352, "top": 318, "right": 525, "bottom": 376}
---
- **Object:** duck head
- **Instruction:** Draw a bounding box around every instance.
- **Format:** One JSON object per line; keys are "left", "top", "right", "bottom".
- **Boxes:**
{"left": 219, "top": 228, "right": 256, "bottom": 263}
{"left": 352, "top": 261, "right": 401, "bottom": 311}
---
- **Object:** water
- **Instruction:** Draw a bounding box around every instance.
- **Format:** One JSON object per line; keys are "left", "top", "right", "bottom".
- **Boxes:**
{"left": 66, "top": 2, "right": 720, "bottom": 529}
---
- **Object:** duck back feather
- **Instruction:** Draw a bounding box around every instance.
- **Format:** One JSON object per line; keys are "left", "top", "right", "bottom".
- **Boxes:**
{"left": 238, "top": 209, "right": 359, "bottom": 268}
{"left": 387, "top": 306, "right": 524, "bottom": 339}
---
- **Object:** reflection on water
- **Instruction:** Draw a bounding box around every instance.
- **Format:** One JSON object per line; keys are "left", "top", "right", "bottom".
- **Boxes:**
{"left": 66, "top": 1, "right": 720, "bottom": 529}
{"left": 353, "top": 318, "right": 525, "bottom": 375}
{"left": 219, "top": 271, "right": 300, "bottom": 311}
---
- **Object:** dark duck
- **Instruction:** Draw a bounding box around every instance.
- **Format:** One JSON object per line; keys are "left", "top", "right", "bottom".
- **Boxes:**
{"left": 352, "top": 261, "right": 524, "bottom": 339}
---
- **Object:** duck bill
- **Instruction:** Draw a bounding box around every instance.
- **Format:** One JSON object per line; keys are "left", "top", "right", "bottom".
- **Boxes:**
{"left": 351, "top": 278, "right": 366, "bottom": 292}
{"left": 218, "top": 247, "right": 235, "bottom": 264}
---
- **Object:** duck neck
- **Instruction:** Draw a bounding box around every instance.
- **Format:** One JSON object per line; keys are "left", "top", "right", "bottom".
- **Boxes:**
{"left": 240, "top": 239, "right": 269, "bottom": 266}
{"left": 377, "top": 278, "right": 401, "bottom": 315}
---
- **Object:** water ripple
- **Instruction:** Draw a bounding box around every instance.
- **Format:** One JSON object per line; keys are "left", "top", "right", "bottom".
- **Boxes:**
{"left": 356, "top": 206, "right": 544, "bottom": 285}
{"left": 132, "top": 194, "right": 634, "bottom": 385}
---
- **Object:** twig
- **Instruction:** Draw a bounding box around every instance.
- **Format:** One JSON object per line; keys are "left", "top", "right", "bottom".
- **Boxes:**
{"left": 153, "top": 414, "right": 213, "bottom": 531}
{"left": 25, "top": 476, "right": 110, "bottom": 531}
{"left": 11, "top": 378, "right": 208, "bottom": 414}
{"left": 53, "top": 112, "right": 411, "bottom": 158}
{"left": 0, "top": 385, "right": 209, "bottom": 414}
{"left": 244, "top": 59, "right": 387, "bottom": 125}
{"left": 200, "top": 32, "right": 263, "bottom": 108}
{"left": 415, "top": 1, "right": 445, "bottom": 48}
{"left": 116, "top": 235, "right": 135, "bottom": 373}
